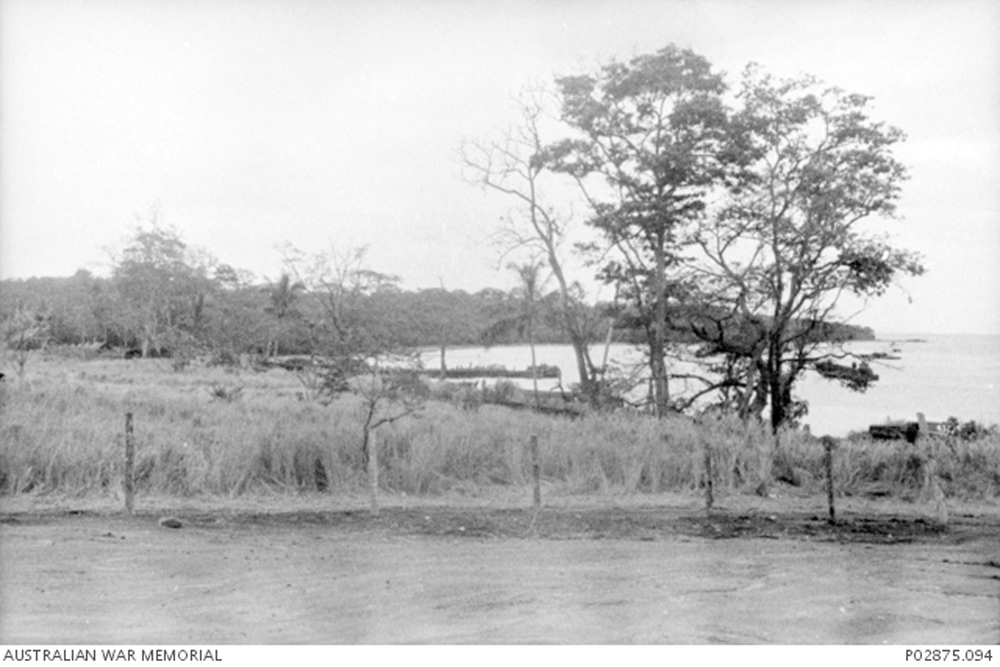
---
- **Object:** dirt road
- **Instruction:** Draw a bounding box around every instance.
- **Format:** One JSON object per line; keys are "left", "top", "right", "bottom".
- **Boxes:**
{"left": 1, "top": 504, "right": 998, "bottom": 644}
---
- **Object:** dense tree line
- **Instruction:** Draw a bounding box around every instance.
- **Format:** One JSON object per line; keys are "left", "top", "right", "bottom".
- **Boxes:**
{"left": 0, "top": 225, "right": 616, "bottom": 362}
{"left": 0, "top": 239, "right": 874, "bottom": 362}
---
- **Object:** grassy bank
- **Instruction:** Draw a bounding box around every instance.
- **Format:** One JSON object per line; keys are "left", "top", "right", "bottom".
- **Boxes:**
{"left": 1, "top": 355, "right": 998, "bottom": 502}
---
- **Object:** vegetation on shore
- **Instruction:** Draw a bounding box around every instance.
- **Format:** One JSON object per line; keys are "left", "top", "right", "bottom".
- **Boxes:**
{"left": 0, "top": 271, "right": 875, "bottom": 355}
{"left": 2, "top": 355, "right": 996, "bottom": 503}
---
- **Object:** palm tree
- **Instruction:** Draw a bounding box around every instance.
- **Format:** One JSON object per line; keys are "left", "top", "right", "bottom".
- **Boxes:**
{"left": 263, "top": 272, "right": 305, "bottom": 358}
{"left": 482, "top": 258, "right": 552, "bottom": 407}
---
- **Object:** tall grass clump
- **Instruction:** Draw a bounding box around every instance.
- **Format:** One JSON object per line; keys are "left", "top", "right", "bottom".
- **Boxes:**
{"left": 0, "top": 370, "right": 369, "bottom": 497}
{"left": 539, "top": 412, "right": 687, "bottom": 493}
{"left": 2, "top": 357, "right": 998, "bottom": 501}
{"left": 0, "top": 382, "right": 130, "bottom": 494}
{"left": 373, "top": 404, "right": 556, "bottom": 494}
{"left": 699, "top": 413, "right": 777, "bottom": 492}
{"left": 824, "top": 430, "right": 1000, "bottom": 500}
{"left": 933, "top": 435, "right": 1000, "bottom": 497}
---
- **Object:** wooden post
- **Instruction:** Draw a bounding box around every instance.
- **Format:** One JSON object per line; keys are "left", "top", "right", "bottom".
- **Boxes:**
{"left": 368, "top": 428, "right": 379, "bottom": 516}
{"left": 821, "top": 436, "right": 836, "bottom": 525}
{"left": 916, "top": 413, "right": 948, "bottom": 525}
{"left": 530, "top": 434, "right": 541, "bottom": 509}
{"left": 703, "top": 442, "right": 714, "bottom": 511}
{"left": 124, "top": 412, "right": 135, "bottom": 515}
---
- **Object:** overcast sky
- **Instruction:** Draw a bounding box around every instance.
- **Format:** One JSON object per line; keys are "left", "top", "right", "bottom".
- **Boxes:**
{"left": 1, "top": 0, "right": 998, "bottom": 335}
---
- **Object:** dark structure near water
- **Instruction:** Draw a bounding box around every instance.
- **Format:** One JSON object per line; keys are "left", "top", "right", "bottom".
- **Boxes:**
{"left": 869, "top": 414, "right": 944, "bottom": 444}
{"left": 870, "top": 422, "right": 921, "bottom": 443}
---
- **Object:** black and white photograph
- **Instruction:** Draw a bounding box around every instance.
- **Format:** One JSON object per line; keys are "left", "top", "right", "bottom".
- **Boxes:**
{"left": 1, "top": 0, "right": 998, "bottom": 652}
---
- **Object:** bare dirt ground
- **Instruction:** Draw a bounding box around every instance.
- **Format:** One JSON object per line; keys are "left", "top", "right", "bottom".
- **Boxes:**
{"left": 1, "top": 494, "right": 998, "bottom": 644}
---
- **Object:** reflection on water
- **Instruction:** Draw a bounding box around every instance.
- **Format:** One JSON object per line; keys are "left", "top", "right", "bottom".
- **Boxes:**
{"left": 420, "top": 334, "right": 1000, "bottom": 436}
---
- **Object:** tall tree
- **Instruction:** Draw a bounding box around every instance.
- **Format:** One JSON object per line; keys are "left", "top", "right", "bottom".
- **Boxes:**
{"left": 111, "top": 216, "right": 209, "bottom": 358}
{"left": 285, "top": 244, "right": 402, "bottom": 363}
{"left": 205, "top": 265, "right": 268, "bottom": 364}
{"left": 687, "top": 65, "right": 924, "bottom": 431}
{"left": 545, "top": 45, "right": 738, "bottom": 417}
{"left": 460, "top": 85, "right": 604, "bottom": 405}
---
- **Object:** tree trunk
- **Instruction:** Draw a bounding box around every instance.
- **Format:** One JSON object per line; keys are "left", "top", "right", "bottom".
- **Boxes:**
{"left": 651, "top": 235, "right": 670, "bottom": 417}
{"left": 649, "top": 333, "right": 669, "bottom": 418}
{"left": 549, "top": 255, "right": 598, "bottom": 406}
{"left": 567, "top": 330, "right": 596, "bottom": 401}
{"left": 529, "top": 340, "right": 540, "bottom": 409}
{"left": 768, "top": 365, "right": 788, "bottom": 433}
{"left": 748, "top": 361, "right": 769, "bottom": 422}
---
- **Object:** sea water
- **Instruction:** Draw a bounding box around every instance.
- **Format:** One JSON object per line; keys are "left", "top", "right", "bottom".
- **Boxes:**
{"left": 794, "top": 334, "right": 1000, "bottom": 436}
{"left": 419, "top": 334, "right": 1000, "bottom": 437}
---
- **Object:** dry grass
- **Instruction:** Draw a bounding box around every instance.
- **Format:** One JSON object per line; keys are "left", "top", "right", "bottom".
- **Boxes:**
{"left": 1, "top": 354, "right": 998, "bottom": 503}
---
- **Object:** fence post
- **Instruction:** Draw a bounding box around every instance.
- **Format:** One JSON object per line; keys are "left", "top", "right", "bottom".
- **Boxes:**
{"left": 124, "top": 412, "right": 135, "bottom": 515}
{"left": 916, "top": 413, "right": 948, "bottom": 525}
{"left": 703, "top": 441, "right": 714, "bottom": 511}
{"left": 821, "top": 435, "right": 836, "bottom": 525}
{"left": 368, "top": 428, "right": 379, "bottom": 516}
{"left": 530, "top": 434, "right": 541, "bottom": 509}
